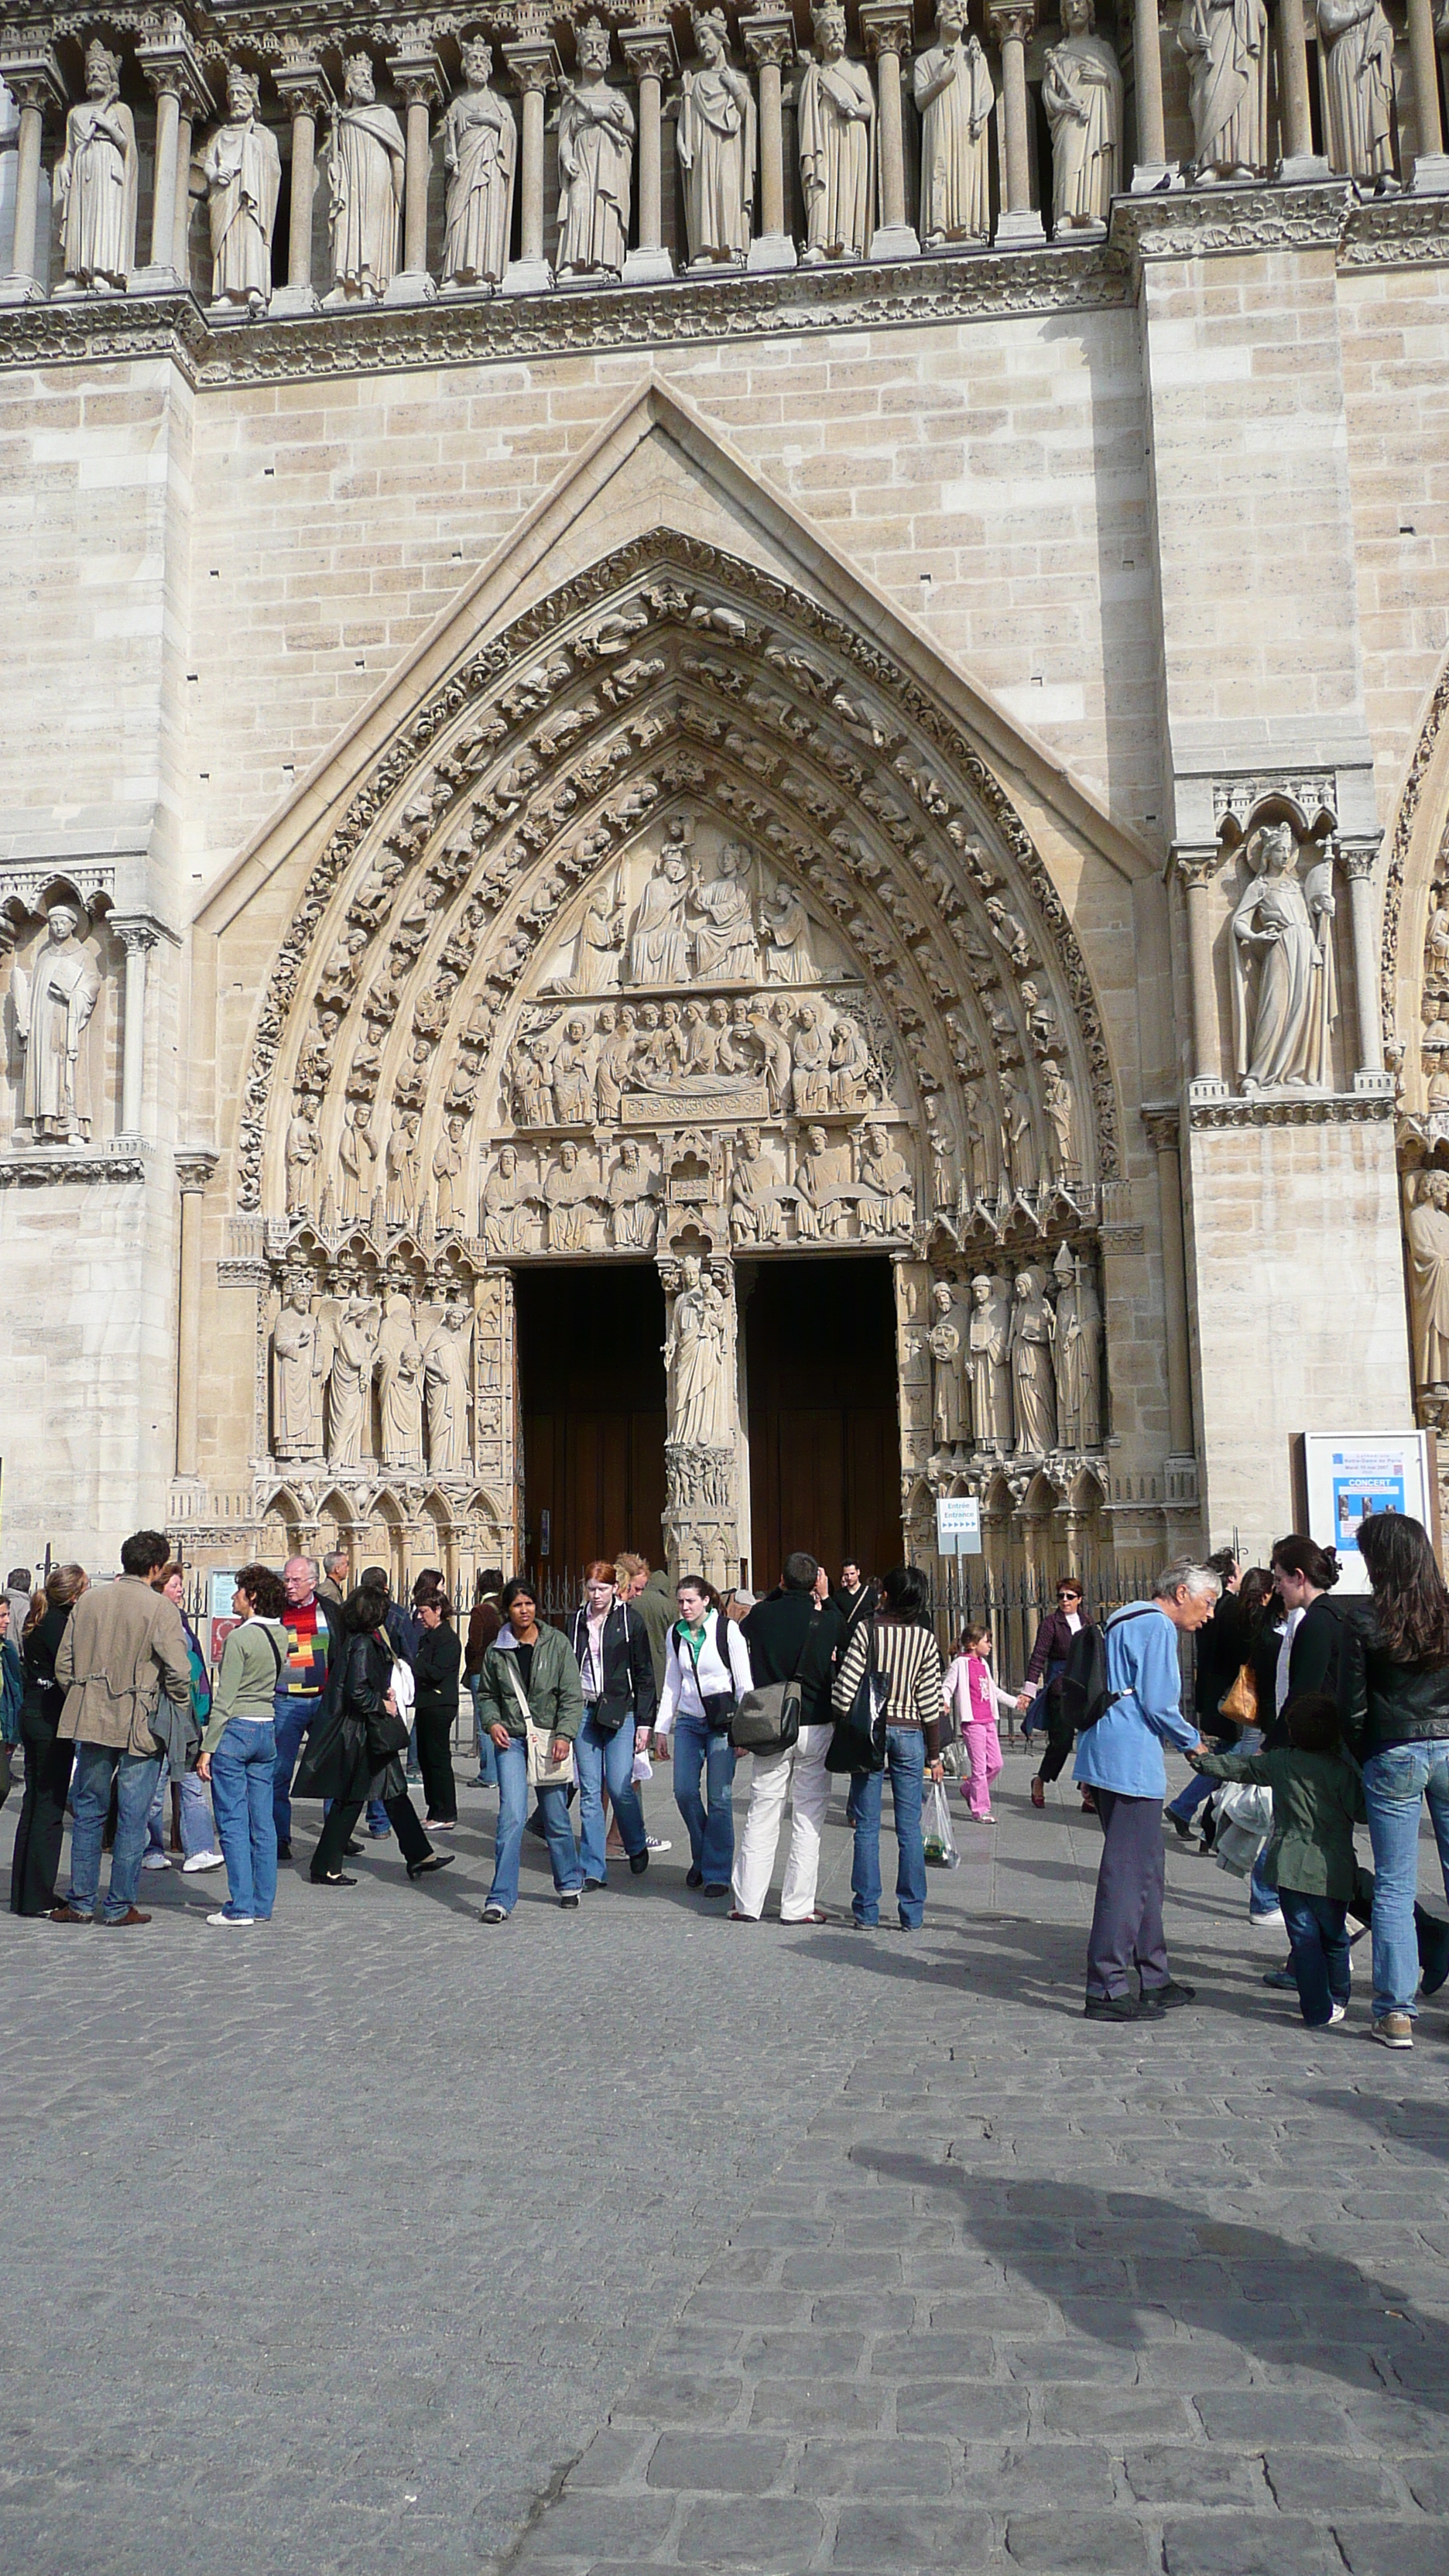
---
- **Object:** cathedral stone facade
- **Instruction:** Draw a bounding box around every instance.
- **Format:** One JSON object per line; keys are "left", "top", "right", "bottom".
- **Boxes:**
{"left": 1, "top": 1, "right": 1446, "bottom": 1597}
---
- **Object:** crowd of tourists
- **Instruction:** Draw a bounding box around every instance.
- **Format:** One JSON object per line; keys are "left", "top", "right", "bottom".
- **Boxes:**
{"left": 4, "top": 1511, "right": 1449, "bottom": 2045}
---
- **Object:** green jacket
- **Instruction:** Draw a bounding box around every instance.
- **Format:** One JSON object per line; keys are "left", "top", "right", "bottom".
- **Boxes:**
{"left": 478, "top": 1626, "right": 584, "bottom": 1742}
{"left": 1196, "top": 1745, "right": 1366, "bottom": 1901}
{"left": 204, "top": 1618, "right": 286, "bottom": 1756}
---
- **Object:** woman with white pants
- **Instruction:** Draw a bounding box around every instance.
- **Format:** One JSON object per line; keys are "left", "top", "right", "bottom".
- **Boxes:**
{"left": 731, "top": 1553, "right": 847, "bottom": 1923}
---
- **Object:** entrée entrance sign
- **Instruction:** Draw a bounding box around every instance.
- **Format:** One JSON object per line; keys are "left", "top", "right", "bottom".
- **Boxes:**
{"left": 936, "top": 1495, "right": 982, "bottom": 1557}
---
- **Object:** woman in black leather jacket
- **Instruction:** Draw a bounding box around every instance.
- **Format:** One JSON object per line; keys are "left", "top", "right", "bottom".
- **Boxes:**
{"left": 1339, "top": 1512, "right": 1449, "bottom": 2048}
{"left": 9, "top": 1564, "right": 87, "bottom": 1916}
{"left": 293, "top": 1578, "right": 453, "bottom": 1890}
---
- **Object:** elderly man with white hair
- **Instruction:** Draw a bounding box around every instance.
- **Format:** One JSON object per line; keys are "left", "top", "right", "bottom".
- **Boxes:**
{"left": 1075, "top": 1557, "right": 1218, "bottom": 2023}
{"left": 272, "top": 1554, "right": 337, "bottom": 1861}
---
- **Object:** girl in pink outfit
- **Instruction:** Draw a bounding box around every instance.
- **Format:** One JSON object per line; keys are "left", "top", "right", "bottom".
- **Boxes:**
{"left": 943, "top": 1623, "right": 1014, "bottom": 1823}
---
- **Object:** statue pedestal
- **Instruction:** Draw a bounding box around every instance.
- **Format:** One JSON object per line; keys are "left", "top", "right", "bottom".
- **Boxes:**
{"left": 129, "top": 264, "right": 187, "bottom": 296}
{"left": 1131, "top": 160, "right": 1180, "bottom": 193}
{"left": 384, "top": 269, "right": 438, "bottom": 306}
{"left": 1276, "top": 152, "right": 1333, "bottom": 182}
{"left": 269, "top": 283, "right": 320, "bottom": 317}
{"left": 747, "top": 231, "right": 798, "bottom": 272}
{"left": 0, "top": 272, "right": 46, "bottom": 305}
{"left": 995, "top": 207, "right": 1046, "bottom": 247}
{"left": 1411, "top": 152, "right": 1449, "bottom": 195}
{"left": 623, "top": 245, "right": 675, "bottom": 285}
{"left": 868, "top": 221, "right": 920, "bottom": 262}
{"left": 502, "top": 255, "right": 554, "bottom": 295}
{"left": 1353, "top": 1067, "right": 1396, "bottom": 1098}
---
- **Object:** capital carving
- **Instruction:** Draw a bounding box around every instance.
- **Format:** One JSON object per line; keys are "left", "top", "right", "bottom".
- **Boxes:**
{"left": 388, "top": 50, "right": 445, "bottom": 111}
{"left": 503, "top": 37, "right": 562, "bottom": 98}
{"left": 858, "top": 3, "right": 916, "bottom": 60}
{"left": 1142, "top": 1108, "right": 1180, "bottom": 1156}
{"left": 176, "top": 1149, "right": 219, "bottom": 1194}
{"left": 1341, "top": 844, "right": 1379, "bottom": 882}
{"left": 988, "top": 0, "right": 1040, "bottom": 43}
{"left": 272, "top": 59, "right": 332, "bottom": 119}
{"left": 618, "top": 26, "right": 679, "bottom": 84}
{"left": 740, "top": 12, "right": 797, "bottom": 71}
{"left": 1, "top": 54, "right": 65, "bottom": 116}
{"left": 1172, "top": 851, "right": 1223, "bottom": 894}
{"left": 135, "top": 35, "right": 213, "bottom": 120}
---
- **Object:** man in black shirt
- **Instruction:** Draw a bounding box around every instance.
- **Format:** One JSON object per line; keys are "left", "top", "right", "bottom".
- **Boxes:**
{"left": 732, "top": 1551, "right": 846, "bottom": 1923}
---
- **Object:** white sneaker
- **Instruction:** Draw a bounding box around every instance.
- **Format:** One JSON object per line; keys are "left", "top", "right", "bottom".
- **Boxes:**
{"left": 142, "top": 1851, "right": 172, "bottom": 1872}
{"left": 646, "top": 1836, "right": 672, "bottom": 1853}
{"left": 1249, "top": 1907, "right": 1285, "bottom": 1934}
{"left": 207, "top": 1909, "right": 255, "bottom": 1926}
{"left": 1327, "top": 2002, "right": 1347, "bottom": 2024}
{"left": 182, "top": 1850, "right": 224, "bottom": 1873}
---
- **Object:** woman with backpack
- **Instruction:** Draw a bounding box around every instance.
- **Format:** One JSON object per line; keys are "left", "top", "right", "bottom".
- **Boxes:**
{"left": 831, "top": 1564, "right": 945, "bottom": 1930}
{"left": 654, "top": 1574, "right": 752, "bottom": 1896}
{"left": 293, "top": 1577, "right": 452, "bottom": 1891}
{"left": 567, "top": 1559, "right": 656, "bottom": 1888}
{"left": 1339, "top": 1511, "right": 1449, "bottom": 2050}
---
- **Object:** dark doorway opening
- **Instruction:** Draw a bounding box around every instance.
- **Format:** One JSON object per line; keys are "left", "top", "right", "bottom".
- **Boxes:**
{"left": 745, "top": 1254, "right": 902, "bottom": 1590}
{"left": 516, "top": 1264, "right": 667, "bottom": 1593}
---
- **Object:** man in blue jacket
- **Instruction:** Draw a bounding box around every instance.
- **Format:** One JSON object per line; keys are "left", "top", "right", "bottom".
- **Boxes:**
{"left": 1075, "top": 1558, "right": 1217, "bottom": 2023}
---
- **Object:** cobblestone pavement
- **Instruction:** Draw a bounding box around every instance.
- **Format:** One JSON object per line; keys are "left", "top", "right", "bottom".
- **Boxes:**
{"left": 2, "top": 1745, "right": 1447, "bottom": 2576}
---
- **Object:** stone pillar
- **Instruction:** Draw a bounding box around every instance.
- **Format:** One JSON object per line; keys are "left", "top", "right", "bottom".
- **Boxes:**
{"left": 1173, "top": 852, "right": 1227, "bottom": 1094}
{"left": 1129, "top": 0, "right": 1169, "bottom": 187}
{"left": 1144, "top": 1112, "right": 1195, "bottom": 1460}
{"left": 173, "top": 103, "right": 196, "bottom": 280}
{"left": 620, "top": 26, "right": 677, "bottom": 283}
{"left": 503, "top": 39, "right": 560, "bottom": 292}
{"left": 1342, "top": 844, "right": 1391, "bottom": 1088}
{"left": 659, "top": 1250, "right": 742, "bottom": 1590}
{"left": 135, "top": 33, "right": 209, "bottom": 289}
{"left": 117, "top": 924, "right": 156, "bottom": 1137}
{"left": 0, "top": 57, "right": 62, "bottom": 301}
{"left": 861, "top": 4, "right": 921, "bottom": 261}
{"left": 742, "top": 11, "right": 798, "bottom": 272}
{"left": 272, "top": 60, "right": 331, "bottom": 313}
{"left": 1276, "top": 0, "right": 1331, "bottom": 177}
{"left": 1408, "top": 0, "right": 1449, "bottom": 191}
{"left": 386, "top": 46, "right": 444, "bottom": 302}
{"left": 989, "top": 2, "right": 1046, "bottom": 245}
{"left": 175, "top": 1153, "right": 217, "bottom": 1478}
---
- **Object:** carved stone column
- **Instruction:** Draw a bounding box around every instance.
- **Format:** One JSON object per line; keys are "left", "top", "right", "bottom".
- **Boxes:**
{"left": 272, "top": 59, "right": 331, "bottom": 313}
{"left": 386, "top": 45, "right": 444, "bottom": 302}
{"left": 1276, "top": 0, "right": 1331, "bottom": 176}
{"left": 742, "top": 11, "right": 798, "bottom": 272}
{"left": 175, "top": 1151, "right": 218, "bottom": 1478}
{"left": 135, "top": 35, "right": 211, "bottom": 289}
{"left": 1171, "top": 851, "right": 1228, "bottom": 1094}
{"left": 1143, "top": 1109, "right": 1194, "bottom": 1460}
{"left": 117, "top": 922, "right": 157, "bottom": 1137}
{"left": 659, "top": 1250, "right": 742, "bottom": 1591}
{"left": 989, "top": 2, "right": 1046, "bottom": 245}
{"left": 1129, "top": 0, "right": 1168, "bottom": 186}
{"left": 621, "top": 26, "right": 677, "bottom": 283}
{"left": 861, "top": 3, "right": 921, "bottom": 262}
{"left": 1341, "top": 843, "right": 1391, "bottom": 1088}
{"left": 1407, "top": 0, "right": 1449, "bottom": 191}
{"left": 0, "top": 56, "right": 63, "bottom": 300}
{"left": 503, "top": 39, "right": 560, "bottom": 292}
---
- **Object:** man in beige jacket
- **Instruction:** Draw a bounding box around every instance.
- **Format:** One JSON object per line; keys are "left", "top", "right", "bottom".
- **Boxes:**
{"left": 52, "top": 1527, "right": 193, "bottom": 1927}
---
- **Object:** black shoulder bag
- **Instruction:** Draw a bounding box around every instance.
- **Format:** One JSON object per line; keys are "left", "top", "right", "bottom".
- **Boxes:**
{"left": 730, "top": 1612, "right": 814, "bottom": 1757}
{"left": 824, "top": 1619, "right": 889, "bottom": 1776}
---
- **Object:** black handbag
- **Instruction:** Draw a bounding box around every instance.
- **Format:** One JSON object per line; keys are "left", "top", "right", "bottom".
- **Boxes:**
{"left": 824, "top": 1622, "right": 889, "bottom": 1776}
{"left": 729, "top": 1613, "right": 814, "bottom": 1758}
{"left": 361, "top": 1629, "right": 409, "bottom": 1767}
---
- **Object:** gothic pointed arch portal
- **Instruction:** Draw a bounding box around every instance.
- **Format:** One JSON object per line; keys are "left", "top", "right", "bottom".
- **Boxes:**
{"left": 235, "top": 533, "right": 1121, "bottom": 1582}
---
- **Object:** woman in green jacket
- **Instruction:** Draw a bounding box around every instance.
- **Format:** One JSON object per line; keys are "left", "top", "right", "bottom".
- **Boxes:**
{"left": 197, "top": 1563, "right": 288, "bottom": 1927}
{"left": 476, "top": 1579, "right": 585, "bottom": 1921}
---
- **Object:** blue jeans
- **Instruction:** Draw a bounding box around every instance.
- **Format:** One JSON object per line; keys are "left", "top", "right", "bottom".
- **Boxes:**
{"left": 1279, "top": 1887, "right": 1351, "bottom": 2026}
{"left": 67, "top": 1742, "right": 164, "bottom": 1921}
{"left": 672, "top": 1714, "right": 736, "bottom": 1883}
{"left": 178, "top": 1768, "right": 218, "bottom": 1858}
{"left": 851, "top": 1726, "right": 927, "bottom": 1927}
{"left": 272, "top": 1690, "right": 325, "bottom": 1843}
{"left": 488, "top": 1737, "right": 582, "bottom": 1912}
{"left": 1166, "top": 1771, "right": 1216, "bottom": 1825}
{"left": 1363, "top": 1738, "right": 1449, "bottom": 2018}
{"left": 575, "top": 1710, "right": 646, "bottom": 1880}
{"left": 211, "top": 1718, "right": 279, "bottom": 1919}
{"left": 1249, "top": 1841, "right": 1280, "bottom": 1920}
{"left": 471, "top": 1684, "right": 498, "bottom": 1787}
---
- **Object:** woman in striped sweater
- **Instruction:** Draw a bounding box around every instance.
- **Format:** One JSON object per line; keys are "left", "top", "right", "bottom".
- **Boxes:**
{"left": 831, "top": 1563, "right": 945, "bottom": 1930}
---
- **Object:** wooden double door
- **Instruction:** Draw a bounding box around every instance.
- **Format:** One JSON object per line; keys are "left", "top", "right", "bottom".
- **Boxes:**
{"left": 516, "top": 1264, "right": 667, "bottom": 1587}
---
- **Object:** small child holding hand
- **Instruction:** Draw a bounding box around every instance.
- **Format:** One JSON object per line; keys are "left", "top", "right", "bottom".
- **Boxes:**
{"left": 943, "top": 1622, "right": 1015, "bottom": 1824}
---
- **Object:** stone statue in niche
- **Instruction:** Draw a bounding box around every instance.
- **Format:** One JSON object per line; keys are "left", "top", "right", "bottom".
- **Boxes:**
{"left": 1406, "top": 1172, "right": 1449, "bottom": 1391}
{"left": 324, "top": 53, "right": 405, "bottom": 303}
{"left": 859, "top": 1121, "right": 914, "bottom": 1231}
{"left": 629, "top": 839, "right": 692, "bottom": 985}
{"left": 797, "top": 2, "right": 876, "bottom": 265}
{"left": 423, "top": 1304, "right": 473, "bottom": 1472}
{"left": 514, "top": 1045, "right": 555, "bottom": 1129}
{"left": 607, "top": 1140, "right": 659, "bottom": 1249}
{"left": 795, "top": 1124, "right": 853, "bottom": 1240}
{"left": 202, "top": 65, "right": 282, "bottom": 313}
{"left": 665, "top": 1255, "right": 733, "bottom": 1449}
{"left": 543, "top": 1142, "right": 597, "bottom": 1252}
{"left": 1042, "top": 1060, "right": 1078, "bottom": 1177}
{"left": 729, "top": 1128, "right": 787, "bottom": 1244}
{"left": 339, "top": 1102, "right": 377, "bottom": 1222}
{"left": 441, "top": 39, "right": 518, "bottom": 291}
{"left": 327, "top": 1290, "right": 379, "bottom": 1466}
{"left": 678, "top": 11, "right": 756, "bottom": 266}
{"left": 12, "top": 906, "right": 101, "bottom": 1143}
{"left": 385, "top": 1112, "right": 421, "bottom": 1228}
{"left": 481, "top": 1145, "right": 535, "bottom": 1259}
{"left": 1042, "top": 0, "right": 1122, "bottom": 233}
{"left": 433, "top": 1114, "right": 468, "bottom": 1233}
{"left": 550, "top": 1017, "right": 597, "bottom": 1125}
{"left": 694, "top": 844, "right": 760, "bottom": 981}
{"left": 1229, "top": 822, "right": 1337, "bottom": 1091}
{"left": 556, "top": 19, "right": 635, "bottom": 280}
{"left": 573, "top": 879, "right": 625, "bottom": 992}
{"left": 829, "top": 1014, "right": 872, "bottom": 1111}
{"left": 271, "top": 1275, "right": 326, "bottom": 1460}
{"left": 761, "top": 882, "right": 816, "bottom": 984}
{"left": 375, "top": 1283, "right": 425, "bottom": 1469}
{"left": 790, "top": 1003, "right": 833, "bottom": 1115}
{"left": 929, "top": 1283, "right": 969, "bottom": 1449}
{"left": 1317, "top": 0, "right": 1397, "bottom": 184}
{"left": 54, "top": 40, "right": 138, "bottom": 294}
{"left": 968, "top": 1273, "right": 1014, "bottom": 1452}
{"left": 285, "top": 1095, "right": 321, "bottom": 1215}
{"left": 1177, "top": 0, "right": 1269, "bottom": 180}
{"left": 913, "top": 2, "right": 995, "bottom": 248}
{"left": 1052, "top": 1243, "right": 1103, "bottom": 1448}
{"left": 594, "top": 1005, "right": 633, "bottom": 1117}
{"left": 964, "top": 1092, "right": 994, "bottom": 1201}
{"left": 1002, "top": 1074, "right": 1038, "bottom": 1193}
{"left": 749, "top": 999, "right": 794, "bottom": 1115}
{"left": 1010, "top": 1267, "right": 1057, "bottom": 1455}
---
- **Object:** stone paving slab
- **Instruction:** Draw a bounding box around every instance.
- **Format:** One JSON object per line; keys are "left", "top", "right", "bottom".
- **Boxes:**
{"left": 1, "top": 1748, "right": 1447, "bottom": 2574}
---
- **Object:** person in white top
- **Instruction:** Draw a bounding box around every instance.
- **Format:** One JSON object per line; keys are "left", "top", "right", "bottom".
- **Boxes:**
{"left": 654, "top": 1574, "right": 752, "bottom": 1895}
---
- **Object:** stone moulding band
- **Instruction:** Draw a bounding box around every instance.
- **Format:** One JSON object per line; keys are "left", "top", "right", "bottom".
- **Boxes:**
{"left": 1186, "top": 1090, "right": 1396, "bottom": 1130}
{"left": 0, "top": 1146, "right": 148, "bottom": 1185}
